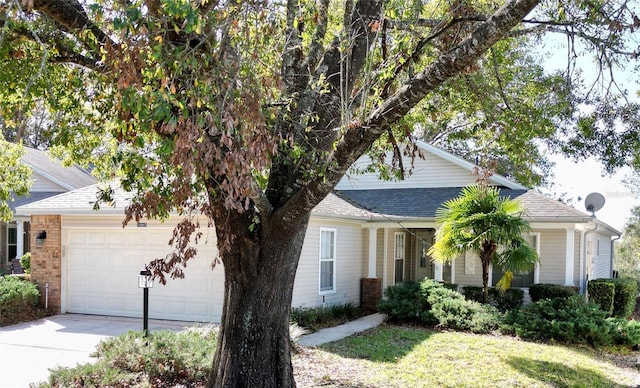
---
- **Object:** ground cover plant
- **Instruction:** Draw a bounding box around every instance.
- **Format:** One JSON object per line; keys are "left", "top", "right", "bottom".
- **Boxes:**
{"left": 290, "top": 302, "right": 363, "bottom": 332}
{"left": 37, "top": 326, "right": 217, "bottom": 387}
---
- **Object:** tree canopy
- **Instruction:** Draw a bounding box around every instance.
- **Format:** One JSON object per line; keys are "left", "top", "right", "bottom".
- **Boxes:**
{"left": 615, "top": 205, "right": 640, "bottom": 279}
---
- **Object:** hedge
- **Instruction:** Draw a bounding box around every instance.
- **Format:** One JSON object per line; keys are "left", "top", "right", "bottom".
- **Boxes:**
{"left": 528, "top": 283, "right": 577, "bottom": 302}
{"left": 461, "top": 286, "right": 524, "bottom": 311}
{"left": 590, "top": 278, "right": 637, "bottom": 319}
{"left": 587, "top": 280, "right": 615, "bottom": 316}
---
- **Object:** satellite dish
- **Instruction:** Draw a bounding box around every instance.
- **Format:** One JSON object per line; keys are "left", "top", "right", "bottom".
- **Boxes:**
{"left": 584, "top": 192, "right": 605, "bottom": 215}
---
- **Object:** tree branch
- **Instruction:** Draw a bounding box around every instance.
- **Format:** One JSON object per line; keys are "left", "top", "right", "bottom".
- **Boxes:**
{"left": 280, "top": 0, "right": 542, "bottom": 220}
{"left": 33, "top": 0, "right": 115, "bottom": 48}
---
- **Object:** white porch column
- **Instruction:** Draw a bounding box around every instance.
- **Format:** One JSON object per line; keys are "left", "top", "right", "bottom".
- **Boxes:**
{"left": 565, "top": 228, "right": 575, "bottom": 286}
{"left": 382, "top": 228, "right": 388, "bottom": 290}
{"left": 451, "top": 259, "right": 455, "bottom": 284}
{"left": 434, "top": 261, "right": 443, "bottom": 282}
{"left": 16, "top": 220, "right": 24, "bottom": 259}
{"left": 367, "top": 227, "right": 378, "bottom": 278}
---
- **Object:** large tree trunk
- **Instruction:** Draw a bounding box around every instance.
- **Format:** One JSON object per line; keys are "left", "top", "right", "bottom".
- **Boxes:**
{"left": 207, "top": 212, "right": 310, "bottom": 388}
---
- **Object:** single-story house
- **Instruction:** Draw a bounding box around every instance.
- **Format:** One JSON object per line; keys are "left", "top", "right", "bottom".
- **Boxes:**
{"left": 16, "top": 141, "right": 620, "bottom": 322}
{"left": 1, "top": 147, "right": 95, "bottom": 275}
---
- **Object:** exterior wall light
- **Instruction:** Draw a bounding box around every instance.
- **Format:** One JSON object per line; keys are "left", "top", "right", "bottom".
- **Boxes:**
{"left": 35, "top": 231, "right": 47, "bottom": 246}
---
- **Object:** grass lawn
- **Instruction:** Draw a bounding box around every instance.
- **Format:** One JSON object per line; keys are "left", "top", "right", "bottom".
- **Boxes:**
{"left": 293, "top": 325, "right": 640, "bottom": 387}
{"left": 39, "top": 323, "right": 640, "bottom": 387}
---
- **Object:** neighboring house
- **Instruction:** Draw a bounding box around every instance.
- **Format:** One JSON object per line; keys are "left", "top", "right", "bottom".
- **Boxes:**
{"left": 1, "top": 148, "right": 96, "bottom": 274}
{"left": 16, "top": 141, "right": 620, "bottom": 322}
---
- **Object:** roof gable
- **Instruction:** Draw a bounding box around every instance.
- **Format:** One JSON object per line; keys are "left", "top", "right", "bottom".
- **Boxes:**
{"left": 22, "top": 147, "right": 96, "bottom": 192}
{"left": 335, "top": 140, "right": 526, "bottom": 191}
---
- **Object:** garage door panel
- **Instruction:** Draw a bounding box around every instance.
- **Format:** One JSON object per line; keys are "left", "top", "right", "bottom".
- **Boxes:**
{"left": 65, "top": 228, "right": 223, "bottom": 322}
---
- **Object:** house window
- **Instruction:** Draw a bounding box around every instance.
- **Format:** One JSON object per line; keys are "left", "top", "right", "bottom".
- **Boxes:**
{"left": 597, "top": 238, "right": 607, "bottom": 256}
{"left": 394, "top": 233, "right": 405, "bottom": 283}
{"left": 7, "top": 224, "right": 17, "bottom": 261}
{"left": 491, "top": 234, "right": 538, "bottom": 288}
{"left": 319, "top": 228, "right": 336, "bottom": 294}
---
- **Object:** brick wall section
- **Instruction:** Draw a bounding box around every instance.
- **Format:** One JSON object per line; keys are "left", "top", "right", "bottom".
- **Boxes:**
{"left": 360, "top": 277, "right": 382, "bottom": 313}
{"left": 30, "top": 215, "right": 62, "bottom": 313}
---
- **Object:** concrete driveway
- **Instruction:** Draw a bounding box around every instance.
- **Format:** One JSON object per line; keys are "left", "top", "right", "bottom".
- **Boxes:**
{"left": 0, "top": 314, "right": 198, "bottom": 387}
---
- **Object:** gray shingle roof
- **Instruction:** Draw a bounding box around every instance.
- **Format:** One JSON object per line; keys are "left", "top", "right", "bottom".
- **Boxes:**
{"left": 337, "top": 187, "right": 593, "bottom": 222}
{"left": 15, "top": 184, "right": 131, "bottom": 215}
{"left": 16, "top": 184, "right": 610, "bottom": 231}
{"left": 8, "top": 192, "right": 64, "bottom": 212}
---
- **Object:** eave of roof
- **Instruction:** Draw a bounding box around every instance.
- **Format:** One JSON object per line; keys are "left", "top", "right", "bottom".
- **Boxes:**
{"left": 15, "top": 184, "right": 621, "bottom": 235}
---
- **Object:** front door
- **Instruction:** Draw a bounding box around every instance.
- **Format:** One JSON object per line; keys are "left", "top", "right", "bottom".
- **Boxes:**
{"left": 415, "top": 231, "right": 434, "bottom": 281}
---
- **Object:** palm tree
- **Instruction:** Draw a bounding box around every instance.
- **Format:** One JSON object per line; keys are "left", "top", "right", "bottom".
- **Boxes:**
{"left": 428, "top": 185, "right": 538, "bottom": 303}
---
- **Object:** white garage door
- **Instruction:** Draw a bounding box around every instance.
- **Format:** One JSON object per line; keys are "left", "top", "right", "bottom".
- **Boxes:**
{"left": 64, "top": 227, "right": 225, "bottom": 322}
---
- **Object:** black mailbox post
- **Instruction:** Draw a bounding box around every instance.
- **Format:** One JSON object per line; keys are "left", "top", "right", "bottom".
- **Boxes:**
{"left": 137, "top": 269, "right": 153, "bottom": 336}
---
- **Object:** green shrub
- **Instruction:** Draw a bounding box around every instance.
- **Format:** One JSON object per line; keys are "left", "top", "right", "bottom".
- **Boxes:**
{"left": 528, "top": 283, "right": 577, "bottom": 302}
{"left": 19, "top": 252, "right": 31, "bottom": 274}
{"left": 501, "top": 296, "right": 615, "bottom": 347}
{"left": 442, "top": 283, "right": 459, "bottom": 292}
{"left": 587, "top": 280, "right": 615, "bottom": 316}
{"left": 39, "top": 327, "right": 216, "bottom": 387}
{"left": 379, "top": 280, "right": 501, "bottom": 333}
{"left": 0, "top": 276, "right": 40, "bottom": 326}
{"left": 462, "top": 286, "right": 524, "bottom": 311}
{"left": 290, "top": 302, "right": 362, "bottom": 331}
{"left": 610, "top": 278, "right": 638, "bottom": 319}
{"left": 607, "top": 318, "right": 640, "bottom": 347}
{"left": 378, "top": 281, "right": 436, "bottom": 325}
{"left": 426, "top": 283, "right": 500, "bottom": 333}
{"left": 588, "top": 278, "right": 637, "bottom": 319}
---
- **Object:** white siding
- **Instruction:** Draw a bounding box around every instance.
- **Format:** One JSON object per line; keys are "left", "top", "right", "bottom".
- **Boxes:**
{"left": 591, "top": 233, "right": 613, "bottom": 279}
{"left": 336, "top": 151, "right": 477, "bottom": 190}
{"left": 291, "top": 219, "right": 365, "bottom": 308}
{"left": 537, "top": 230, "right": 567, "bottom": 285}
{"left": 452, "top": 254, "right": 483, "bottom": 287}
{"left": 30, "top": 171, "right": 68, "bottom": 192}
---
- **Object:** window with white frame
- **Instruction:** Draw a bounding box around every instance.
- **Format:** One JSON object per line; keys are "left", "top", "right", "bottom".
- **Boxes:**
{"left": 319, "top": 228, "right": 336, "bottom": 294}
{"left": 394, "top": 232, "right": 405, "bottom": 284}
{"left": 7, "top": 224, "right": 17, "bottom": 261}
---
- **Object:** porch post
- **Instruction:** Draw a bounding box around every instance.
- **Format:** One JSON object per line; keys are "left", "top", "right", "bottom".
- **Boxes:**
{"left": 451, "top": 259, "right": 455, "bottom": 284}
{"left": 565, "top": 228, "right": 575, "bottom": 286}
{"left": 434, "top": 261, "right": 443, "bottom": 282}
{"left": 382, "top": 228, "right": 388, "bottom": 290}
{"left": 367, "top": 227, "right": 378, "bottom": 278}
{"left": 16, "top": 220, "right": 24, "bottom": 259}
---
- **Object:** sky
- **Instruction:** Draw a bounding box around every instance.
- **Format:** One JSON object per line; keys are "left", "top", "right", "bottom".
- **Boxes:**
{"left": 535, "top": 28, "right": 639, "bottom": 233}
{"left": 548, "top": 156, "right": 637, "bottom": 232}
